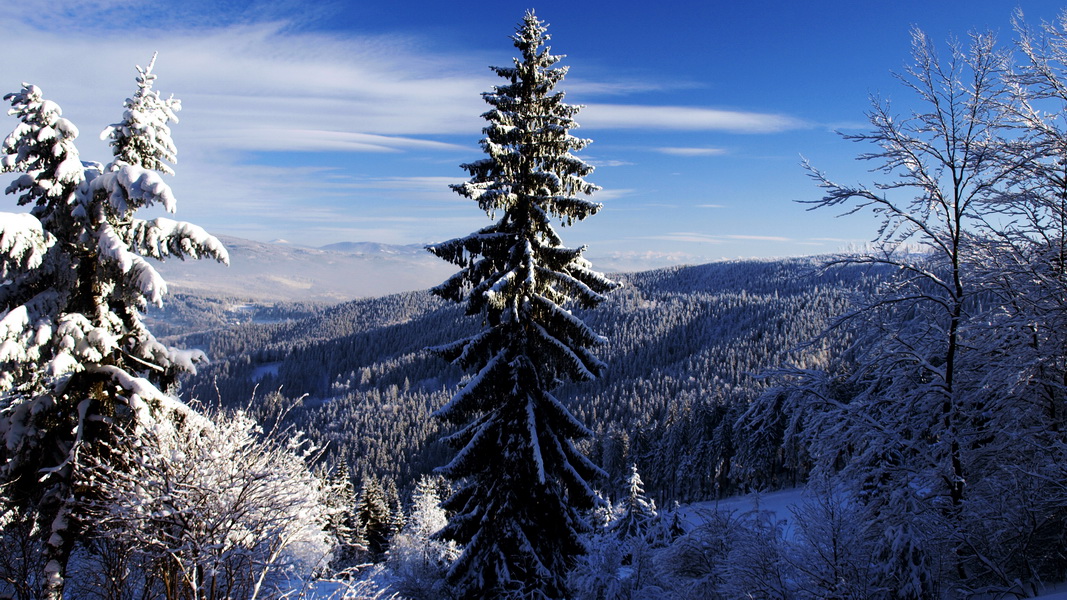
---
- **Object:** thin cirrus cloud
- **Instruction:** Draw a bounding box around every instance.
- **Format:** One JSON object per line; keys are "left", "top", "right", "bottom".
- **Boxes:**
{"left": 187, "top": 128, "right": 468, "bottom": 154}
{"left": 2, "top": 13, "right": 808, "bottom": 158}
{"left": 725, "top": 234, "right": 791, "bottom": 242}
{"left": 581, "top": 104, "right": 808, "bottom": 133}
{"left": 1, "top": 17, "right": 491, "bottom": 156}
{"left": 644, "top": 232, "right": 793, "bottom": 244}
{"left": 1, "top": 6, "right": 815, "bottom": 254}
{"left": 645, "top": 233, "right": 724, "bottom": 244}
{"left": 655, "top": 147, "right": 728, "bottom": 156}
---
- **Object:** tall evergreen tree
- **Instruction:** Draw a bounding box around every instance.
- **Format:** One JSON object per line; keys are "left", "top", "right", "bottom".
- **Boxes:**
{"left": 427, "top": 11, "right": 619, "bottom": 599}
{"left": 355, "top": 475, "right": 393, "bottom": 561}
{"left": 324, "top": 458, "right": 364, "bottom": 570}
{"left": 0, "top": 58, "right": 227, "bottom": 599}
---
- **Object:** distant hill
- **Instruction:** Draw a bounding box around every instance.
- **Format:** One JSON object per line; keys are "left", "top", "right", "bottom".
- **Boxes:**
{"left": 318, "top": 241, "right": 428, "bottom": 255}
{"left": 152, "top": 236, "right": 459, "bottom": 302}
{"left": 152, "top": 236, "right": 697, "bottom": 303}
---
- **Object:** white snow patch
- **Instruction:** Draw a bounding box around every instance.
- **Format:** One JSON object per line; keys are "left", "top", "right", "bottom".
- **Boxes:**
{"left": 252, "top": 361, "right": 282, "bottom": 382}
{"left": 679, "top": 487, "right": 805, "bottom": 537}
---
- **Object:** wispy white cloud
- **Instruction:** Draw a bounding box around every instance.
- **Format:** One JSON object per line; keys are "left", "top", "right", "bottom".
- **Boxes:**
{"left": 594, "top": 189, "right": 635, "bottom": 201}
{"left": 725, "top": 234, "right": 791, "bottom": 242}
{"left": 588, "top": 159, "right": 634, "bottom": 167}
{"left": 1, "top": 14, "right": 808, "bottom": 156}
{"left": 581, "top": 104, "right": 808, "bottom": 133}
{"left": 644, "top": 232, "right": 724, "bottom": 244}
{"left": 566, "top": 77, "right": 702, "bottom": 97}
{"left": 1, "top": 18, "right": 491, "bottom": 159}
{"left": 0, "top": 6, "right": 817, "bottom": 254}
{"left": 588, "top": 249, "right": 710, "bottom": 272}
{"left": 190, "top": 129, "right": 468, "bottom": 153}
{"left": 641, "top": 232, "right": 793, "bottom": 244}
{"left": 655, "top": 147, "right": 727, "bottom": 156}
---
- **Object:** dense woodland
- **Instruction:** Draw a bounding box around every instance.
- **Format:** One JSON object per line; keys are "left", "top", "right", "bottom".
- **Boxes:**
{"left": 177, "top": 258, "right": 880, "bottom": 506}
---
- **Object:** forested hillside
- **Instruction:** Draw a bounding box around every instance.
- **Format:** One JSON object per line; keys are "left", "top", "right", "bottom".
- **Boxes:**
{"left": 177, "top": 258, "right": 883, "bottom": 504}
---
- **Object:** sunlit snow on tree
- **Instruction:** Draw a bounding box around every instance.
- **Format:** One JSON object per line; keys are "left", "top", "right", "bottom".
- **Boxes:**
{"left": 426, "top": 10, "right": 619, "bottom": 600}
{"left": 0, "top": 57, "right": 227, "bottom": 599}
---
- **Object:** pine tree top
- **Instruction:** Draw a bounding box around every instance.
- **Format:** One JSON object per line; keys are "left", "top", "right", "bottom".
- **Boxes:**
{"left": 101, "top": 52, "right": 181, "bottom": 175}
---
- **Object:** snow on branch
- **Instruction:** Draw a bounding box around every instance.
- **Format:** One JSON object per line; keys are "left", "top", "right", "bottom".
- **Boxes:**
{"left": 124, "top": 217, "right": 229, "bottom": 264}
{"left": 86, "top": 163, "right": 177, "bottom": 214}
{"left": 0, "top": 212, "right": 53, "bottom": 280}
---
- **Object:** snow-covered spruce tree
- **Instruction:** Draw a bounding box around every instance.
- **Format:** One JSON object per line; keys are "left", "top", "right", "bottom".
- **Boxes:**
{"left": 426, "top": 11, "right": 619, "bottom": 599}
{"left": 0, "top": 58, "right": 227, "bottom": 599}
{"left": 356, "top": 474, "right": 393, "bottom": 562}
{"left": 100, "top": 52, "right": 180, "bottom": 176}
{"left": 611, "top": 463, "right": 657, "bottom": 541}
{"left": 324, "top": 458, "right": 366, "bottom": 572}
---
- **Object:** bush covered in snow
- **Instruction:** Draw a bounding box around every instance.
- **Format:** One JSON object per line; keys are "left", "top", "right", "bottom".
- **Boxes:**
{"left": 72, "top": 408, "right": 333, "bottom": 599}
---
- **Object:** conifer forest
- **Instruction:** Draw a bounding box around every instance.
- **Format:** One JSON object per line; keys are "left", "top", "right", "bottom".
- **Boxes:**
{"left": 9, "top": 7, "right": 1067, "bottom": 600}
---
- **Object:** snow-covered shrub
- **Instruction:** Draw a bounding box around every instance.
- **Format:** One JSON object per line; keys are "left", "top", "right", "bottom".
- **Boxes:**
{"left": 787, "top": 488, "right": 879, "bottom": 600}
{"left": 0, "top": 507, "right": 48, "bottom": 600}
{"left": 570, "top": 478, "right": 671, "bottom": 600}
{"left": 569, "top": 530, "right": 627, "bottom": 600}
{"left": 717, "top": 507, "right": 795, "bottom": 600}
{"left": 386, "top": 475, "right": 458, "bottom": 599}
{"left": 654, "top": 508, "right": 735, "bottom": 600}
{"left": 76, "top": 409, "right": 333, "bottom": 600}
{"left": 570, "top": 531, "right": 667, "bottom": 600}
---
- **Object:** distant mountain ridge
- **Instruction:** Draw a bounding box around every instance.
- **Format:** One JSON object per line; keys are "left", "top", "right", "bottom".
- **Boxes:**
{"left": 152, "top": 235, "right": 457, "bottom": 302}
{"left": 318, "top": 241, "right": 428, "bottom": 255}
{"left": 151, "top": 235, "right": 713, "bottom": 303}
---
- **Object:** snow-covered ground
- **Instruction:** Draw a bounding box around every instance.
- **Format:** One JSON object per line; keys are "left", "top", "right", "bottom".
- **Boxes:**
{"left": 677, "top": 486, "right": 1067, "bottom": 600}
{"left": 677, "top": 487, "right": 804, "bottom": 536}
{"left": 682, "top": 487, "right": 805, "bottom": 521}
{"left": 291, "top": 486, "right": 1067, "bottom": 599}
{"left": 251, "top": 361, "right": 282, "bottom": 382}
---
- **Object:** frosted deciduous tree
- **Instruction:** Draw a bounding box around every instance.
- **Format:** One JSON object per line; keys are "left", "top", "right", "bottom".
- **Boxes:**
{"left": 796, "top": 29, "right": 1020, "bottom": 596}
{"left": 0, "top": 57, "right": 227, "bottom": 599}
{"left": 426, "top": 10, "right": 619, "bottom": 599}
{"left": 78, "top": 409, "right": 332, "bottom": 600}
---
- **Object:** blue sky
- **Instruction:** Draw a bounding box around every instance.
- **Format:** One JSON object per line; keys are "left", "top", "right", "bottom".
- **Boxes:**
{"left": 4, "top": 0, "right": 1067, "bottom": 268}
